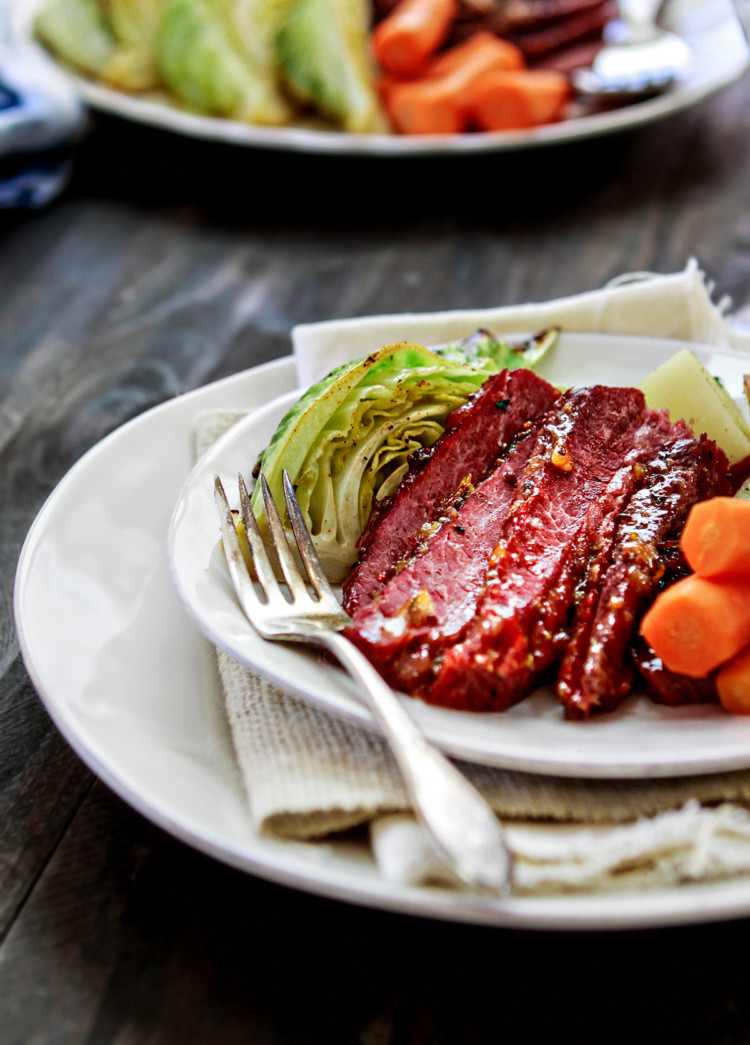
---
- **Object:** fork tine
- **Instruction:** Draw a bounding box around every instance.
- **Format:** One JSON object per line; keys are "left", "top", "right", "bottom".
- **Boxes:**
{"left": 236, "top": 474, "right": 285, "bottom": 602}
{"left": 281, "top": 470, "right": 340, "bottom": 606}
{"left": 258, "top": 473, "right": 310, "bottom": 599}
{"left": 214, "top": 474, "right": 267, "bottom": 617}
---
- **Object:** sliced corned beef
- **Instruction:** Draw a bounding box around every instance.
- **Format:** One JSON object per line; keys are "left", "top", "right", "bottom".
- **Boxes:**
{"left": 344, "top": 374, "right": 736, "bottom": 718}
{"left": 341, "top": 367, "right": 560, "bottom": 615}
{"left": 557, "top": 432, "right": 732, "bottom": 718}
{"left": 426, "top": 385, "right": 662, "bottom": 711}
{"left": 344, "top": 418, "right": 543, "bottom": 694}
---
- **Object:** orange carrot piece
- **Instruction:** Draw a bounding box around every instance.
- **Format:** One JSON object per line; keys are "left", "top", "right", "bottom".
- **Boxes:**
{"left": 376, "top": 72, "right": 399, "bottom": 106}
{"left": 469, "top": 68, "right": 570, "bottom": 131}
{"left": 717, "top": 643, "right": 750, "bottom": 714}
{"left": 373, "top": 0, "right": 459, "bottom": 77}
{"left": 425, "top": 31, "right": 525, "bottom": 78}
{"left": 640, "top": 573, "right": 750, "bottom": 678}
{"left": 680, "top": 496, "right": 750, "bottom": 578}
{"left": 382, "top": 33, "right": 527, "bottom": 135}
{"left": 383, "top": 79, "right": 464, "bottom": 133}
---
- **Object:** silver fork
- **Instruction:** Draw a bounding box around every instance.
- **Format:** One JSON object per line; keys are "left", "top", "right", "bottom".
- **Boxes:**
{"left": 214, "top": 468, "right": 513, "bottom": 896}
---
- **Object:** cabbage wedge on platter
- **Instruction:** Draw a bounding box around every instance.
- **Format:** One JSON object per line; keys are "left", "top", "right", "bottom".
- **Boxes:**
{"left": 34, "top": 0, "right": 386, "bottom": 132}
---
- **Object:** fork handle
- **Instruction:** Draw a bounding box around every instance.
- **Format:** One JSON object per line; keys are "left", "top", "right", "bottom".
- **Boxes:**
{"left": 317, "top": 631, "right": 513, "bottom": 895}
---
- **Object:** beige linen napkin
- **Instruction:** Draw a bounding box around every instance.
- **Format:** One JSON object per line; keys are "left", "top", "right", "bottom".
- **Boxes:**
{"left": 199, "top": 260, "right": 750, "bottom": 895}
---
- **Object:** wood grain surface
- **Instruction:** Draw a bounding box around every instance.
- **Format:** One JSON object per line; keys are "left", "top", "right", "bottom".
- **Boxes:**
{"left": 3, "top": 65, "right": 750, "bottom": 1043}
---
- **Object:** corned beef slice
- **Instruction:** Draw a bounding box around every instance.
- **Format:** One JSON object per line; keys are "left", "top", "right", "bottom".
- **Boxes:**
{"left": 496, "top": 409, "right": 679, "bottom": 709}
{"left": 344, "top": 420, "right": 543, "bottom": 695}
{"left": 550, "top": 419, "right": 692, "bottom": 716}
{"left": 422, "top": 385, "right": 667, "bottom": 711}
{"left": 557, "top": 432, "right": 732, "bottom": 719}
{"left": 341, "top": 367, "right": 560, "bottom": 615}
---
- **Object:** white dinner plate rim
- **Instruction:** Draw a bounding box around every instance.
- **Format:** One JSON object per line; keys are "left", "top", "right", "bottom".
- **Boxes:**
{"left": 14, "top": 0, "right": 750, "bottom": 157}
{"left": 15, "top": 352, "right": 750, "bottom": 932}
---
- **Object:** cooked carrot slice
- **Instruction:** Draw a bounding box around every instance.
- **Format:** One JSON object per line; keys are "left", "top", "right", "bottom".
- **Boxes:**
{"left": 717, "top": 643, "right": 750, "bottom": 714}
{"left": 640, "top": 573, "right": 750, "bottom": 678}
{"left": 373, "top": 0, "right": 459, "bottom": 77}
{"left": 382, "top": 33, "right": 528, "bottom": 134}
{"left": 426, "top": 31, "right": 525, "bottom": 78}
{"left": 680, "top": 496, "right": 750, "bottom": 578}
{"left": 469, "top": 68, "right": 571, "bottom": 131}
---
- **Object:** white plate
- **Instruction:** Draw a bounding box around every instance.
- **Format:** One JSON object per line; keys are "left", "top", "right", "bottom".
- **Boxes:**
{"left": 170, "top": 332, "right": 750, "bottom": 779}
{"left": 15, "top": 350, "right": 750, "bottom": 931}
{"left": 14, "top": 0, "right": 750, "bottom": 156}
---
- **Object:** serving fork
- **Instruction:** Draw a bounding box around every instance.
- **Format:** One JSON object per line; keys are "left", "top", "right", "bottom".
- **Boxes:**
{"left": 214, "top": 468, "right": 513, "bottom": 896}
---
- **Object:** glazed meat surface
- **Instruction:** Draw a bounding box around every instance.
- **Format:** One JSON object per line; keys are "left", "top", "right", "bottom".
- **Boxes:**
{"left": 557, "top": 432, "right": 732, "bottom": 718}
{"left": 344, "top": 373, "right": 732, "bottom": 717}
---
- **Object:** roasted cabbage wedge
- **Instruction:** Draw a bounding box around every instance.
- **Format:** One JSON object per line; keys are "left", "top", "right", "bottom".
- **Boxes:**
{"left": 252, "top": 331, "right": 557, "bottom": 582}
{"left": 34, "top": 0, "right": 389, "bottom": 131}
{"left": 101, "top": 0, "right": 164, "bottom": 90}
{"left": 156, "top": 0, "right": 291, "bottom": 123}
{"left": 275, "top": 0, "right": 387, "bottom": 133}
{"left": 34, "top": 0, "right": 115, "bottom": 77}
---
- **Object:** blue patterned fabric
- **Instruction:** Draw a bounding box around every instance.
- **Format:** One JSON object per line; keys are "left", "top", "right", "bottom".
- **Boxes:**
{"left": 1, "top": 11, "right": 85, "bottom": 209}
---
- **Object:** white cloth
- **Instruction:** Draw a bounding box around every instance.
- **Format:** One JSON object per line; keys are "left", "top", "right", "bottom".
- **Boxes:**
{"left": 371, "top": 803, "right": 750, "bottom": 893}
{"left": 202, "top": 260, "right": 750, "bottom": 895}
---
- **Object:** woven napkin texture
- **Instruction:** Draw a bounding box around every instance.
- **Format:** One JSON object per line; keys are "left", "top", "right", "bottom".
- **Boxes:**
{"left": 197, "top": 264, "right": 750, "bottom": 892}
{"left": 217, "top": 651, "right": 750, "bottom": 840}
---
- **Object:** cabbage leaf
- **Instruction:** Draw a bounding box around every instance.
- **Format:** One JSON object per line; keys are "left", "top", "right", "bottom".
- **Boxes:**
{"left": 433, "top": 326, "right": 560, "bottom": 372}
{"left": 275, "top": 0, "right": 387, "bottom": 133}
{"left": 101, "top": 0, "right": 165, "bottom": 90}
{"left": 156, "top": 0, "right": 291, "bottom": 124}
{"left": 34, "top": 0, "right": 115, "bottom": 77}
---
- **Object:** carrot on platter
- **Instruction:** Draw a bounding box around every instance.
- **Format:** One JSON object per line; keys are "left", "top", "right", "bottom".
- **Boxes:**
{"left": 717, "top": 643, "right": 750, "bottom": 714}
{"left": 383, "top": 77, "right": 464, "bottom": 133}
{"left": 680, "top": 496, "right": 750, "bottom": 578}
{"left": 469, "top": 68, "right": 571, "bottom": 131}
{"left": 640, "top": 573, "right": 750, "bottom": 678}
{"left": 382, "top": 33, "right": 528, "bottom": 135}
{"left": 425, "top": 31, "right": 525, "bottom": 78}
{"left": 372, "top": 0, "right": 459, "bottom": 77}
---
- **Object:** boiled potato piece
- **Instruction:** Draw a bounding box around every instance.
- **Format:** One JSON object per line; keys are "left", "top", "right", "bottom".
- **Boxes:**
{"left": 639, "top": 349, "right": 750, "bottom": 465}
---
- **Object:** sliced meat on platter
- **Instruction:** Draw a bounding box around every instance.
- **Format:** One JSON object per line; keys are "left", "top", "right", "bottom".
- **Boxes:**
{"left": 344, "top": 372, "right": 733, "bottom": 717}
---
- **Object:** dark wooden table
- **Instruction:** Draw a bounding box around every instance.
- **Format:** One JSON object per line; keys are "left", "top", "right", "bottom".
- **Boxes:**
{"left": 4, "top": 69, "right": 750, "bottom": 1043}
